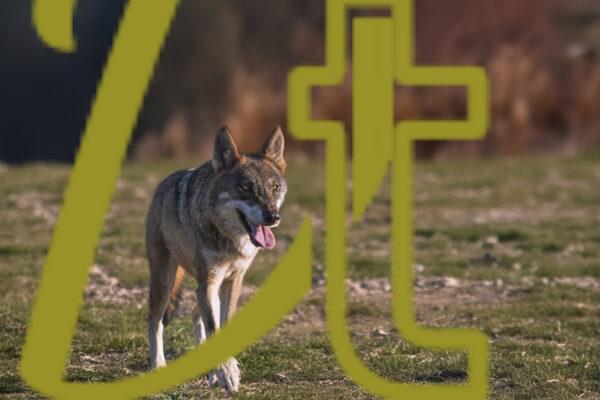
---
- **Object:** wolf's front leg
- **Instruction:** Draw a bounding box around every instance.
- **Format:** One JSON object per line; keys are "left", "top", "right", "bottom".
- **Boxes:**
{"left": 219, "top": 273, "right": 245, "bottom": 325}
{"left": 191, "top": 303, "right": 217, "bottom": 386}
{"left": 197, "top": 280, "right": 241, "bottom": 394}
{"left": 191, "top": 304, "right": 206, "bottom": 345}
{"left": 209, "top": 274, "right": 245, "bottom": 391}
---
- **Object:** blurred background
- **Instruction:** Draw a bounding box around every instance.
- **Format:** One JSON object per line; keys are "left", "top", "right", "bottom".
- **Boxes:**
{"left": 0, "top": 0, "right": 599, "bottom": 163}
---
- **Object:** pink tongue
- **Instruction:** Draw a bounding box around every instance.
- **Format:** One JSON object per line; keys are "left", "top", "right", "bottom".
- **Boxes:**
{"left": 253, "top": 225, "right": 276, "bottom": 249}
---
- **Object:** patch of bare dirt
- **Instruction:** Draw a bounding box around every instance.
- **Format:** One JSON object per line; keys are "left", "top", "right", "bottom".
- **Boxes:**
{"left": 85, "top": 265, "right": 255, "bottom": 311}
{"left": 85, "top": 265, "right": 599, "bottom": 332}
{"left": 540, "top": 276, "right": 600, "bottom": 289}
{"left": 416, "top": 206, "right": 600, "bottom": 226}
{"left": 9, "top": 191, "right": 59, "bottom": 226}
{"left": 336, "top": 276, "right": 513, "bottom": 309}
{"left": 85, "top": 265, "right": 146, "bottom": 305}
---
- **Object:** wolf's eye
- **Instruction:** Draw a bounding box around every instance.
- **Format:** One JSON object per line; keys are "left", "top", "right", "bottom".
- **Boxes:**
{"left": 239, "top": 184, "right": 251, "bottom": 191}
{"left": 273, "top": 183, "right": 280, "bottom": 192}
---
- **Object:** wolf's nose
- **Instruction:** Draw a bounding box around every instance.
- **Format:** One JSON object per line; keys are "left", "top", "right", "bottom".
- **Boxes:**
{"left": 264, "top": 210, "right": 280, "bottom": 225}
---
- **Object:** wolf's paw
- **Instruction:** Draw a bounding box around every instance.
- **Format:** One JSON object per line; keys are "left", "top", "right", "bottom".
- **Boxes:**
{"left": 214, "top": 357, "right": 240, "bottom": 394}
{"left": 207, "top": 371, "right": 219, "bottom": 387}
{"left": 149, "top": 359, "right": 167, "bottom": 370}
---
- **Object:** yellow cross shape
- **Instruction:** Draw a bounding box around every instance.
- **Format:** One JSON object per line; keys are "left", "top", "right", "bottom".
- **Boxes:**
{"left": 288, "top": 0, "right": 490, "bottom": 398}
{"left": 22, "top": 0, "right": 489, "bottom": 398}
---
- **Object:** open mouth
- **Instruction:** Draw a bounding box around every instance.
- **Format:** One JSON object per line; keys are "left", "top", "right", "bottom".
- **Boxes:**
{"left": 237, "top": 211, "right": 276, "bottom": 249}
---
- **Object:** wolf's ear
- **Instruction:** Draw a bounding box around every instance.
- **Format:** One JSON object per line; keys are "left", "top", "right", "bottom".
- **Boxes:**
{"left": 212, "top": 127, "right": 241, "bottom": 172}
{"left": 261, "top": 126, "right": 286, "bottom": 173}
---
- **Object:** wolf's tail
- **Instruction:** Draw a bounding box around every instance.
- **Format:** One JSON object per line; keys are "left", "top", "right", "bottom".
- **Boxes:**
{"left": 162, "top": 266, "right": 186, "bottom": 326}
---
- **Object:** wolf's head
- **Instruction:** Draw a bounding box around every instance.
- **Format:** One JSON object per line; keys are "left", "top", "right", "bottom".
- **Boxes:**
{"left": 210, "top": 126, "right": 287, "bottom": 251}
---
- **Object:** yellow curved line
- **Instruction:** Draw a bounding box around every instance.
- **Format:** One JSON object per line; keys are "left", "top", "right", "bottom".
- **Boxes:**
{"left": 21, "top": 0, "right": 313, "bottom": 398}
{"left": 23, "top": 222, "right": 312, "bottom": 399}
{"left": 33, "top": 0, "right": 78, "bottom": 52}
{"left": 288, "top": 0, "right": 490, "bottom": 398}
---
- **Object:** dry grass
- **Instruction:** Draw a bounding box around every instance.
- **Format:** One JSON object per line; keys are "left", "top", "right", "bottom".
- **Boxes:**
{"left": 0, "top": 154, "right": 599, "bottom": 399}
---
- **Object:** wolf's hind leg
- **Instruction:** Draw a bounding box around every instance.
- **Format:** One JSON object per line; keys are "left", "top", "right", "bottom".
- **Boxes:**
{"left": 147, "top": 255, "right": 178, "bottom": 370}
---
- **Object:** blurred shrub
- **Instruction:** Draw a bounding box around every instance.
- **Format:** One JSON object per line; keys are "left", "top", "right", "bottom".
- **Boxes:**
{"left": 133, "top": 0, "right": 600, "bottom": 160}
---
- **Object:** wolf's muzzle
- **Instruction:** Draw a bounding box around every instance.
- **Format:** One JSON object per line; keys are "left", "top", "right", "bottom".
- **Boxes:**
{"left": 263, "top": 210, "right": 280, "bottom": 226}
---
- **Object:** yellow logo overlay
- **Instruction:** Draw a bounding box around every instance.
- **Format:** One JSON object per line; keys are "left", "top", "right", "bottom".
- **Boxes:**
{"left": 21, "top": 0, "right": 490, "bottom": 398}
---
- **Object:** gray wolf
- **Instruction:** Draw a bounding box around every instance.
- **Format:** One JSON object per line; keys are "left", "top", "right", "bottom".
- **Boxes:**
{"left": 145, "top": 126, "right": 287, "bottom": 393}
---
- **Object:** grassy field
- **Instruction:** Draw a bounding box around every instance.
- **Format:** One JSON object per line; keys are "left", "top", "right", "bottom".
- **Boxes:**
{"left": 0, "top": 154, "right": 599, "bottom": 399}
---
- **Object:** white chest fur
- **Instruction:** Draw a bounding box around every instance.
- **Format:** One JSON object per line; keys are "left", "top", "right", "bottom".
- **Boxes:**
{"left": 201, "top": 240, "right": 258, "bottom": 281}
